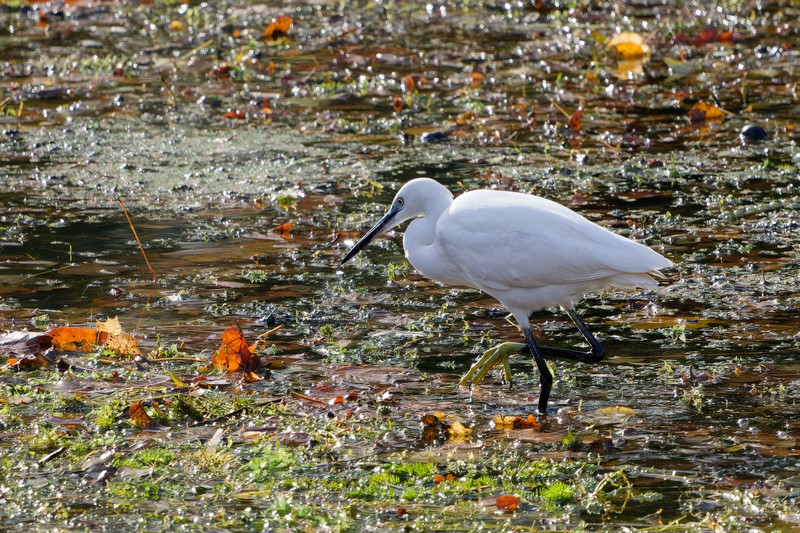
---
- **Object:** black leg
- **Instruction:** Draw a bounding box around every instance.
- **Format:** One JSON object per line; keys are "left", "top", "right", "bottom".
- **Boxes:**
{"left": 519, "top": 306, "right": 605, "bottom": 364}
{"left": 522, "top": 327, "right": 552, "bottom": 414}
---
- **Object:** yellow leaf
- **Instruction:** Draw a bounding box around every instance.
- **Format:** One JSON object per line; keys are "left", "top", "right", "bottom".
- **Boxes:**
{"left": 606, "top": 32, "right": 650, "bottom": 60}
{"left": 446, "top": 420, "right": 473, "bottom": 441}
{"left": 689, "top": 100, "right": 726, "bottom": 123}
{"left": 167, "top": 370, "right": 189, "bottom": 387}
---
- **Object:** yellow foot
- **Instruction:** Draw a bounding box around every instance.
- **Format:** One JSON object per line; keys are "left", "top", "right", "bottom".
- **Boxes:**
{"left": 458, "top": 342, "right": 527, "bottom": 389}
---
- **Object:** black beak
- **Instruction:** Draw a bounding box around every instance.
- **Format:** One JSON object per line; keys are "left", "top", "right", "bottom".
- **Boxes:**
{"left": 341, "top": 206, "right": 400, "bottom": 264}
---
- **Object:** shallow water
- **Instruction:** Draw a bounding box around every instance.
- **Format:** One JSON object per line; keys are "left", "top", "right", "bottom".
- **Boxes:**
{"left": 1, "top": 0, "right": 799, "bottom": 530}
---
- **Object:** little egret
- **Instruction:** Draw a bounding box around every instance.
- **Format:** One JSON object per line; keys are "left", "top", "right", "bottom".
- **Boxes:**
{"left": 342, "top": 178, "right": 672, "bottom": 414}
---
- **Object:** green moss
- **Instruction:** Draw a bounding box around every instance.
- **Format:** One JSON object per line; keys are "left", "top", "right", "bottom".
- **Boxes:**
{"left": 114, "top": 447, "right": 176, "bottom": 469}
{"left": 245, "top": 443, "right": 297, "bottom": 482}
{"left": 541, "top": 481, "right": 576, "bottom": 504}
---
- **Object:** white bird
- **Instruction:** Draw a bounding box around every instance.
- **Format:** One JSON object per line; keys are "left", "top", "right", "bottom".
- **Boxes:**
{"left": 342, "top": 178, "right": 672, "bottom": 414}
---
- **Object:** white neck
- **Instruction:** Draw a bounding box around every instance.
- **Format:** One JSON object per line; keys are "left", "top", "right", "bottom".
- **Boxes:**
{"left": 402, "top": 193, "right": 453, "bottom": 282}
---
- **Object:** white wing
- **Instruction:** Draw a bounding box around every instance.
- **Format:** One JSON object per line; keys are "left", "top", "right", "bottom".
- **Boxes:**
{"left": 437, "top": 190, "right": 671, "bottom": 292}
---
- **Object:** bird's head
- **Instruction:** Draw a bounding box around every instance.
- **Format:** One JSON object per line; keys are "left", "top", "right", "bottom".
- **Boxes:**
{"left": 341, "top": 178, "right": 452, "bottom": 264}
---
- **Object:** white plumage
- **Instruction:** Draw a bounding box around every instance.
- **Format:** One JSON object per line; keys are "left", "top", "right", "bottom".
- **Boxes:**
{"left": 343, "top": 178, "right": 671, "bottom": 413}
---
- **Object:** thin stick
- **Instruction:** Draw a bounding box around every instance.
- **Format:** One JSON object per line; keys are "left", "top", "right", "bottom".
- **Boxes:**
{"left": 117, "top": 197, "right": 157, "bottom": 282}
{"left": 149, "top": 357, "right": 208, "bottom": 363}
{"left": 289, "top": 389, "right": 330, "bottom": 407}
{"left": 549, "top": 98, "right": 572, "bottom": 119}
{"left": 597, "top": 138, "right": 621, "bottom": 154}
{"left": 257, "top": 324, "right": 285, "bottom": 338}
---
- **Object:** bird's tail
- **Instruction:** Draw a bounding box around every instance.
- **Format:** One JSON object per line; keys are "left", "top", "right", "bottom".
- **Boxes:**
{"left": 609, "top": 272, "right": 662, "bottom": 290}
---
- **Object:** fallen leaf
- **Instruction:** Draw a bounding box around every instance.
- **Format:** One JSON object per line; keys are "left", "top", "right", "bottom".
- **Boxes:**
{"left": 167, "top": 370, "right": 189, "bottom": 387}
{"left": 402, "top": 75, "right": 425, "bottom": 93}
{"left": 274, "top": 222, "right": 292, "bottom": 238}
{"left": 242, "top": 370, "right": 264, "bottom": 383}
{"left": 421, "top": 412, "right": 472, "bottom": 444}
{"left": 690, "top": 25, "right": 719, "bottom": 46}
{"left": 606, "top": 31, "right": 650, "bottom": 60}
{"left": 262, "top": 16, "right": 291, "bottom": 40}
{"left": 96, "top": 317, "right": 123, "bottom": 336}
{"left": 129, "top": 401, "right": 153, "bottom": 428}
{"left": 495, "top": 495, "right": 521, "bottom": 510}
{"left": 689, "top": 100, "right": 726, "bottom": 123}
{"left": 446, "top": 420, "right": 473, "bottom": 442}
{"left": 392, "top": 96, "right": 403, "bottom": 113}
{"left": 224, "top": 110, "right": 245, "bottom": 119}
{"left": 104, "top": 332, "right": 142, "bottom": 358}
{"left": 493, "top": 414, "right": 541, "bottom": 431}
{"left": 42, "top": 327, "right": 108, "bottom": 352}
{"left": 213, "top": 325, "right": 257, "bottom": 373}
{"left": 567, "top": 104, "right": 583, "bottom": 132}
{"left": 3, "top": 354, "right": 43, "bottom": 369}
{"left": 210, "top": 64, "right": 231, "bottom": 80}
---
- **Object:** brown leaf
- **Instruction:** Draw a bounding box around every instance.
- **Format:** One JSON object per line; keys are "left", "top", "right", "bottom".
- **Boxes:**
{"left": 129, "top": 401, "right": 153, "bottom": 428}
{"left": 213, "top": 325, "right": 257, "bottom": 373}
{"left": 567, "top": 104, "right": 583, "bottom": 132}
{"left": 104, "top": 332, "right": 142, "bottom": 358}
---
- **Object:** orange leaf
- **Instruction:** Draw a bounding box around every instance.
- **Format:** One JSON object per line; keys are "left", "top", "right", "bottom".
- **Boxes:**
{"left": 470, "top": 71, "right": 485, "bottom": 87}
{"left": 224, "top": 110, "right": 245, "bottom": 119}
{"left": 496, "top": 495, "right": 521, "bottom": 510}
{"left": 433, "top": 474, "right": 445, "bottom": 485}
{"left": 213, "top": 326, "right": 257, "bottom": 373}
{"left": 392, "top": 96, "right": 403, "bottom": 113}
{"left": 275, "top": 222, "right": 292, "bottom": 232}
{"left": 402, "top": 75, "right": 425, "bottom": 93}
{"left": 129, "top": 401, "right": 153, "bottom": 428}
{"left": 43, "top": 327, "right": 108, "bottom": 352}
{"left": 493, "top": 414, "right": 541, "bottom": 431}
{"left": 512, "top": 414, "right": 541, "bottom": 430}
{"left": 263, "top": 16, "right": 292, "bottom": 40}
